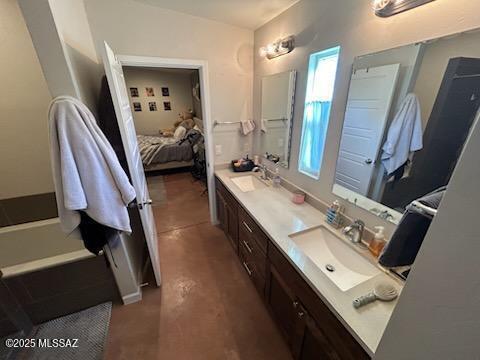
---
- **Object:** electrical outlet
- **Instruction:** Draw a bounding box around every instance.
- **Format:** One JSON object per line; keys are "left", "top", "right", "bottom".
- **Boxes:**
{"left": 215, "top": 145, "right": 222, "bottom": 155}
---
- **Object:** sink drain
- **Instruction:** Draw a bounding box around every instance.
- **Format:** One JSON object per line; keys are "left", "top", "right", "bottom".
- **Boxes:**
{"left": 325, "top": 264, "right": 335, "bottom": 272}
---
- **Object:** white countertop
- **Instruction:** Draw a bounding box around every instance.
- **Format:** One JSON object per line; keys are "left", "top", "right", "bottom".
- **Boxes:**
{"left": 215, "top": 169, "right": 403, "bottom": 356}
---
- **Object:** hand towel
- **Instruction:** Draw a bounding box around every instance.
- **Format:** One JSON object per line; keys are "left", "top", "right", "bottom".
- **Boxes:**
{"left": 381, "top": 93, "right": 423, "bottom": 175}
{"left": 48, "top": 96, "right": 136, "bottom": 234}
{"left": 241, "top": 120, "right": 256, "bottom": 135}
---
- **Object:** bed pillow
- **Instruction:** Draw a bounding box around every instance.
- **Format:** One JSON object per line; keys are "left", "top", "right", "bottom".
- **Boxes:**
{"left": 173, "top": 125, "right": 187, "bottom": 140}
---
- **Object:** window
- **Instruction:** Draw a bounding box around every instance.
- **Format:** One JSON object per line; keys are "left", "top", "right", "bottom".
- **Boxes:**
{"left": 298, "top": 46, "right": 340, "bottom": 179}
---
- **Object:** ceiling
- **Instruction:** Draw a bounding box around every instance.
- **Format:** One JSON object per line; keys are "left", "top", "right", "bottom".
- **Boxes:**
{"left": 133, "top": 0, "right": 300, "bottom": 30}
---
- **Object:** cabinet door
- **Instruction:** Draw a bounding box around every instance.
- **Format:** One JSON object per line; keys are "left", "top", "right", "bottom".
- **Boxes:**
{"left": 265, "top": 264, "right": 296, "bottom": 347}
{"left": 215, "top": 189, "right": 226, "bottom": 231}
{"left": 293, "top": 303, "right": 342, "bottom": 360}
{"left": 226, "top": 202, "right": 238, "bottom": 252}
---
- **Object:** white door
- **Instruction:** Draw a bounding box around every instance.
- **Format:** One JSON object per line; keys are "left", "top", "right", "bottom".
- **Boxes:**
{"left": 101, "top": 42, "right": 161, "bottom": 286}
{"left": 335, "top": 64, "right": 400, "bottom": 196}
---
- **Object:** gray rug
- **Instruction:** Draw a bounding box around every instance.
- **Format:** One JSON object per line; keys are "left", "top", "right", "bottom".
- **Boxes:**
{"left": 20, "top": 302, "right": 112, "bottom": 360}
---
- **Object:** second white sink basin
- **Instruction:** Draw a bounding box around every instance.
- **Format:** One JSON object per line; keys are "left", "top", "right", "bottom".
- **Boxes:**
{"left": 230, "top": 175, "right": 267, "bottom": 192}
{"left": 289, "top": 226, "right": 380, "bottom": 291}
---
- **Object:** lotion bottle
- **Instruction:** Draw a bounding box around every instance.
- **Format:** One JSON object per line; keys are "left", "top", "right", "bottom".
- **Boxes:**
{"left": 369, "top": 226, "right": 386, "bottom": 257}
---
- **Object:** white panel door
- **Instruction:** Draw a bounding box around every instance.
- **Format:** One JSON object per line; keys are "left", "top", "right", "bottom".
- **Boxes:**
{"left": 101, "top": 42, "right": 161, "bottom": 286}
{"left": 335, "top": 64, "right": 400, "bottom": 196}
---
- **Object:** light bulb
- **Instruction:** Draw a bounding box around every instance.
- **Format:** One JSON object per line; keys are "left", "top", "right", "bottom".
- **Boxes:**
{"left": 258, "top": 47, "right": 267, "bottom": 57}
{"left": 372, "top": 0, "right": 392, "bottom": 11}
{"left": 266, "top": 43, "right": 277, "bottom": 55}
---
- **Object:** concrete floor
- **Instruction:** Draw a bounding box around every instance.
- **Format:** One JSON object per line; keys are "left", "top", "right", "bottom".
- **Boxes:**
{"left": 104, "top": 172, "right": 291, "bottom": 360}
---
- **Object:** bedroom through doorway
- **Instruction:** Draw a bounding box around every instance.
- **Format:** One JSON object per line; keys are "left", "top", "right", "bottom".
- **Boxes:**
{"left": 123, "top": 66, "right": 209, "bottom": 233}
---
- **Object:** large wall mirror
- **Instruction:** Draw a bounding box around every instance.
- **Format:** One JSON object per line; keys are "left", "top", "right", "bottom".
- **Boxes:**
{"left": 260, "top": 70, "right": 296, "bottom": 168}
{"left": 333, "top": 29, "right": 480, "bottom": 224}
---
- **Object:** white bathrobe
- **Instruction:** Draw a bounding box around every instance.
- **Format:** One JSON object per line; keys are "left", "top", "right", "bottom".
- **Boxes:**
{"left": 48, "top": 96, "right": 136, "bottom": 234}
{"left": 381, "top": 93, "right": 423, "bottom": 175}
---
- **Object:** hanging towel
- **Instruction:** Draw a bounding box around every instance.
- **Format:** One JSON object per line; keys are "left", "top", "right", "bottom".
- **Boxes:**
{"left": 381, "top": 93, "right": 423, "bottom": 175}
{"left": 48, "top": 96, "right": 136, "bottom": 234}
{"left": 241, "top": 120, "right": 256, "bottom": 135}
{"left": 260, "top": 118, "right": 268, "bottom": 133}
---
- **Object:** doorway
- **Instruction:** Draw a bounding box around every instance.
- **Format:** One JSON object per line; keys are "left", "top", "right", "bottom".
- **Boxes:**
{"left": 102, "top": 43, "right": 217, "bottom": 289}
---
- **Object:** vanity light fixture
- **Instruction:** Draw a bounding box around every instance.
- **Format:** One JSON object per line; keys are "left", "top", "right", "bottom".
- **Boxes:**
{"left": 259, "top": 36, "right": 295, "bottom": 60}
{"left": 373, "top": 0, "right": 435, "bottom": 17}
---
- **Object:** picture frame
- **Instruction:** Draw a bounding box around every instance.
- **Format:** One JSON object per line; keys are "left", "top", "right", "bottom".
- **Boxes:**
{"left": 146, "top": 87, "right": 155, "bottom": 97}
{"left": 133, "top": 102, "right": 142, "bottom": 112}
{"left": 163, "top": 101, "right": 171, "bottom": 111}
{"left": 161, "top": 87, "right": 170, "bottom": 96}
{"left": 149, "top": 102, "right": 157, "bottom": 111}
{"left": 130, "top": 87, "right": 139, "bottom": 97}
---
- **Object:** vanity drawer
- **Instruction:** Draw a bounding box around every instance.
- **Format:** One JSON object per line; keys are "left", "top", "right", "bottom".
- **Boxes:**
{"left": 239, "top": 242, "right": 265, "bottom": 297}
{"left": 239, "top": 229, "right": 267, "bottom": 279}
{"left": 238, "top": 207, "right": 268, "bottom": 254}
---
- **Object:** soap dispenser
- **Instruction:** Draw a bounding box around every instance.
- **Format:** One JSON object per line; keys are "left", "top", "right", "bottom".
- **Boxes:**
{"left": 369, "top": 226, "right": 386, "bottom": 258}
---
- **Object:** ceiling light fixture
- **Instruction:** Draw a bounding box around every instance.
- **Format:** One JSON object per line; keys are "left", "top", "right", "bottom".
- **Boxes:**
{"left": 373, "top": 0, "right": 435, "bottom": 17}
{"left": 259, "top": 36, "right": 295, "bottom": 60}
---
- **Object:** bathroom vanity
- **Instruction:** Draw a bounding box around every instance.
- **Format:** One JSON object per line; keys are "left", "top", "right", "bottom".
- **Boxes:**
{"left": 215, "top": 170, "right": 401, "bottom": 359}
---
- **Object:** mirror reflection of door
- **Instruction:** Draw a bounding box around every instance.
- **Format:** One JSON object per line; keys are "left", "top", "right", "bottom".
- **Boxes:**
{"left": 335, "top": 64, "right": 400, "bottom": 196}
{"left": 333, "top": 30, "right": 480, "bottom": 224}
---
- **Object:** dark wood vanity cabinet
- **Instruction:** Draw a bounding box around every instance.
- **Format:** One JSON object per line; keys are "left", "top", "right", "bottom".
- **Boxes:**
{"left": 215, "top": 178, "right": 239, "bottom": 253}
{"left": 215, "top": 177, "right": 370, "bottom": 360}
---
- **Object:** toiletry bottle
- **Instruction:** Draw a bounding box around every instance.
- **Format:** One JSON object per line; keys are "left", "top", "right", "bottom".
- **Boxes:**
{"left": 369, "top": 226, "right": 386, "bottom": 257}
{"left": 272, "top": 167, "right": 281, "bottom": 188}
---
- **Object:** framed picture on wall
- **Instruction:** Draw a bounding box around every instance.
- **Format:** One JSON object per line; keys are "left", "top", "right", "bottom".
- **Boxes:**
{"left": 130, "top": 87, "right": 139, "bottom": 97}
{"left": 133, "top": 102, "right": 142, "bottom": 112}
{"left": 149, "top": 102, "right": 157, "bottom": 111}
{"left": 146, "top": 87, "right": 155, "bottom": 97}
{"left": 163, "top": 101, "right": 171, "bottom": 111}
{"left": 161, "top": 87, "right": 169, "bottom": 96}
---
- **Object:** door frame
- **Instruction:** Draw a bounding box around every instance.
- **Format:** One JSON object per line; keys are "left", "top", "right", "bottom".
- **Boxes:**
{"left": 117, "top": 55, "right": 216, "bottom": 224}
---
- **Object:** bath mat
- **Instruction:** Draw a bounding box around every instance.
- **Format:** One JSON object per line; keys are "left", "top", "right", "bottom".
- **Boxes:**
{"left": 20, "top": 302, "right": 112, "bottom": 360}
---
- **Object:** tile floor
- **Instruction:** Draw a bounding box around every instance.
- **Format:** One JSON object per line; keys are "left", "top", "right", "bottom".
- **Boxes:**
{"left": 104, "top": 172, "right": 291, "bottom": 360}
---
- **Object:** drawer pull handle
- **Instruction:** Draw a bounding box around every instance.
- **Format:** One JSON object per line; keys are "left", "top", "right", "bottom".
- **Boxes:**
{"left": 293, "top": 301, "right": 299, "bottom": 308}
{"left": 298, "top": 311, "right": 305, "bottom": 319}
{"left": 242, "top": 261, "right": 253, "bottom": 276}
{"left": 243, "top": 221, "right": 253, "bottom": 233}
{"left": 242, "top": 240, "right": 253, "bottom": 254}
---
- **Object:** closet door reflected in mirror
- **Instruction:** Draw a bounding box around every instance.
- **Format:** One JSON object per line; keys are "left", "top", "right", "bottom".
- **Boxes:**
{"left": 333, "top": 30, "right": 480, "bottom": 224}
{"left": 260, "top": 71, "right": 296, "bottom": 168}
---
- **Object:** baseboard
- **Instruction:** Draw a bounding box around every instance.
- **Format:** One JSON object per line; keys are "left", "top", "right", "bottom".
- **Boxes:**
{"left": 122, "top": 289, "right": 142, "bottom": 305}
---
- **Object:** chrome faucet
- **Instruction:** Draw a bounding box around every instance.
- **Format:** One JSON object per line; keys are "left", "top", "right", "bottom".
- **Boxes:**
{"left": 342, "top": 219, "right": 365, "bottom": 244}
{"left": 258, "top": 164, "right": 268, "bottom": 180}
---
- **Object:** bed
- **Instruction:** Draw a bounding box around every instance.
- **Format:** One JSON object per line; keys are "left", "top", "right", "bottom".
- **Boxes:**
{"left": 137, "top": 117, "right": 204, "bottom": 172}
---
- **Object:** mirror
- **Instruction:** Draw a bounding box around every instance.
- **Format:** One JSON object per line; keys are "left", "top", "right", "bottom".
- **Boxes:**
{"left": 333, "top": 29, "right": 480, "bottom": 224}
{"left": 260, "top": 70, "right": 296, "bottom": 168}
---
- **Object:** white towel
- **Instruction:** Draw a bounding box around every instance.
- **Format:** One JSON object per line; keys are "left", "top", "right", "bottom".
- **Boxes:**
{"left": 381, "top": 93, "right": 423, "bottom": 175}
{"left": 48, "top": 96, "right": 136, "bottom": 234}
{"left": 241, "top": 120, "right": 255, "bottom": 135}
{"left": 260, "top": 118, "right": 268, "bottom": 133}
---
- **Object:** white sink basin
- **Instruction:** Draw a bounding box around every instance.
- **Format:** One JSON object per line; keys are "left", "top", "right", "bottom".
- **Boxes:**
{"left": 230, "top": 175, "right": 267, "bottom": 192}
{"left": 289, "top": 226, "right": 380, "bottom": 291}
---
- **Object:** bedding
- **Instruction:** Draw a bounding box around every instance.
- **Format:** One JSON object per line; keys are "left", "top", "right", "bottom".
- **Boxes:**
{"left": 137, "top": 129, "right": 202, "bottom": 166}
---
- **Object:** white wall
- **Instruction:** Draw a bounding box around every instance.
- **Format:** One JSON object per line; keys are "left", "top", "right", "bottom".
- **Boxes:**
{"left": 0, "top": 0, "right": 54, "bottom": 199}
{"left": 83, "top": 0, "right": 254, "bottom": 163}
{"left": 375, "top": 112, "right": 480, "bottom": 359}
{"left": 414, "top": 30, "right": 480, "bottom": 128}
{"left": 123, "top": 67, "right": 194, "bottom": 135}
{"left": 253, "top": 0, "right": 480, "bottom": 237}
{"left": 48, "top": 0, "right": 102, "bottom": 114}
